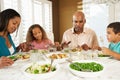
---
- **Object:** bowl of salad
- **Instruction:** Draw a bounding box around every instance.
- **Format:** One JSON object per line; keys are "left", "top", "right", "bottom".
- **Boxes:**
{"left": 68, "top": 60, "right": 105, "bottom": 77}
{"left": 22, "top": 61, "right": 60, "bottom": 79}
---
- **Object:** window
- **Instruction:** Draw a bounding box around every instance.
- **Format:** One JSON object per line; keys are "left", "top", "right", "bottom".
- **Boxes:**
{"left": 0, "top": 0, "right": 53, "bottom": 46}
{"left": 78, "top": 0, "right": 109, "bottom": 47}
{"left": 77, "top": 0, "right": 120, "bottom": 47}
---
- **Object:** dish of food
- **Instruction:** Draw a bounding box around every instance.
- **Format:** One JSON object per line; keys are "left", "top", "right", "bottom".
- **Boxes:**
{"left": 46, "top": 52, "right": 69, "bottom": 63}
{"left": 97, "top": 51, "right": 110, "bottom": 58}
{"left": 22, "top": 61, "right": 60, "bottom": 79}
{"left": 29, "top": 49, "right": 48, "bottom": 54}
{"left": 68, "top": 60, "right": 105, "bottom": 77}
{"left": 8, "top": 53, "right": 30, "bottom": 61}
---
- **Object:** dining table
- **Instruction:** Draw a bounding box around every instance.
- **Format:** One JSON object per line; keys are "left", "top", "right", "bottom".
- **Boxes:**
{"left": 0, "top": 51, "right": 120, "bottom": 80}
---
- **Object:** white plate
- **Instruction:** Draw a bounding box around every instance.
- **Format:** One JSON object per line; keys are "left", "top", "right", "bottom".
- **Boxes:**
{"left": 8, "top": 52, "right": 30, "bottom": 61}
{"left": 21, "top": 61, "right": 60, "bottom": 79}
{"left": 29, "top": 49, "right": 49, "bottom": 54}
{"left": 45, "top": 52, "right": 69, "bottom": 63}
{"left": 68, "top": 60, "right": 105, "bottom": 77}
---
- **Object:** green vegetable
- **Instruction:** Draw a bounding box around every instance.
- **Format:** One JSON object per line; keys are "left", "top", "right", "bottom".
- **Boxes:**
{"left": 34, "top": 69, "right": 39, "bottom": 74}
{"left": 9, "top": 55, "right": 16, "bottom": 59}
{"left": 70, "top": 62, "right": 103, "bottom": 72}
{"left": 98, "top": 54, "right": 110, "bottom": 57}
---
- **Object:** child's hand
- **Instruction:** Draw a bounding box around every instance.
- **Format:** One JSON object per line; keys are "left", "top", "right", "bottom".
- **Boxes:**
{"left": 101, "top": 47, "right": 111, "bottom": 55}
{"left": 18, "top": 42, "right": 30, "bottom": 52}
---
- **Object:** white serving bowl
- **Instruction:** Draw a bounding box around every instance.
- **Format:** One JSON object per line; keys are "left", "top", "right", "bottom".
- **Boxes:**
{"left": 21, "top": 61, "right": 60, "bottom": 79}
{"left": 68, "top": 60, "right": 105, "bottom": 77}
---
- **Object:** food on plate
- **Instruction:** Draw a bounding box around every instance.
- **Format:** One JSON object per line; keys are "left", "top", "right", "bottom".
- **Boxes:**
{"left": 49, "top": 53, "right": 68, "bottom": 59}
{"left": 98, "top": 51, "right": 110, "bottom": 57}
{"left": 8, "top": 53, "right": 30, "bottom": 61}
{"left": 98, "top": 54, "right": 110, "bottom": 57}
{"left": 70, "top": 62, "right": 103, "bottom": 72}
{"left": 70, "top": 48, "right": 81, "bottom": 52}
{"left": 30, "top": 49, "right": 48, "bottom": 54}
{"left": 8, "top": 55, "right": 17, "bottom": 61}
{"left": 25, "top": 63, "right": 56, "bottom": 74}
{"left": 17, "top": 54, "right": 30, "bottom": 59}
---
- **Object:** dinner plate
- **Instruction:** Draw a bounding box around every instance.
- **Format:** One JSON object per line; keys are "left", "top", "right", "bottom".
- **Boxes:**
{"left": 21, "top": 61, "right": 60, "bottom": 79}
{"left": 68, "top": 60, "right": 106, "bottom": 77}
{"left": 8, "top": 52, "right": 30, "bottom": 61}
{"left": 45, "top": 52, "right": 69, "bottom": 63}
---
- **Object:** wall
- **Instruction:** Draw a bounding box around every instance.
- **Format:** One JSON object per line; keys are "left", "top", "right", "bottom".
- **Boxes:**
{"left": 59, "top": 0, "right": 80, "bottom": 42}
{"left": 49, "top": 0, "right": 60, "bottom": 42}
{"left": 50, "top": 0, "right": 81, "bottom": 42}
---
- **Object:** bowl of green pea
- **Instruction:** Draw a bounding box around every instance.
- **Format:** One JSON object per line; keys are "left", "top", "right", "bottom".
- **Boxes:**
{"left": 68, "top": 60, "right": 105, "bottom": 77}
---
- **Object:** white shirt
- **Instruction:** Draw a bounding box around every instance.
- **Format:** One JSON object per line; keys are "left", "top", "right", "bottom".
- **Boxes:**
{"left": 62, "top": 27, "right": 99, "bottom": 48}
{"left": 9, "top": 46, "right": 14, "bottom": 55}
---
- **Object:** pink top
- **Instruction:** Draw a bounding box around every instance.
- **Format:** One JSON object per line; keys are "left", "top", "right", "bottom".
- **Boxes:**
{"left": 31, "top": 39, "right": 53, "bottom": 49}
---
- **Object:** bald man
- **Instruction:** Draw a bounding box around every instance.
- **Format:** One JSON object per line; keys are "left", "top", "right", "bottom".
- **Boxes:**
{"left": 62, "top": 11, "right": 99, "bottom": 49}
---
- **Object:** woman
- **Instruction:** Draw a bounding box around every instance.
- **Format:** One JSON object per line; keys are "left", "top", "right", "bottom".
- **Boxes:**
{"left": 0, "top": 9, "right": 25, "bottom": 68}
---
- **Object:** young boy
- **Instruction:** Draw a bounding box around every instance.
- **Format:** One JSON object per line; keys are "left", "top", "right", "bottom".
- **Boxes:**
{"left": 102, "top": 22, "right": 120, "bottom": 60}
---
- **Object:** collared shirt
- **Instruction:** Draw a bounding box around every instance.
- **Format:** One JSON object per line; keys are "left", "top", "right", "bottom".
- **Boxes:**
{"left": 109, "top": 42, "right": 120, "bottom": 54}
{"left": 62, "top": 27, "right": 99, "bottom": 48}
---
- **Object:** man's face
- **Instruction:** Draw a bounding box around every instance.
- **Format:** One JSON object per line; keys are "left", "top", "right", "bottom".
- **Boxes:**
{"left": 73, "top": 15, "right": 86, "bottom": 33}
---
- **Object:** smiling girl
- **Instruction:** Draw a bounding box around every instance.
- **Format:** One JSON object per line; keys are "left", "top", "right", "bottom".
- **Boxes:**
{"left": 26, "top": 24, "right": 53, "bottom": 50}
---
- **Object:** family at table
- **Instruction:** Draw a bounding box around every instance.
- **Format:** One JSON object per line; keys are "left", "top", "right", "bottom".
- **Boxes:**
{"left": 0, "top": 8, "right": 120, "bottom": 69}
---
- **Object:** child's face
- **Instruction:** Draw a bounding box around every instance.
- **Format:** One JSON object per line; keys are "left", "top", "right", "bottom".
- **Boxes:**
{"left": 32, "top": 27, "right": 42, "bottom": 40}
{"left": 106, "top": 28, "right": 118, "bottom": 43}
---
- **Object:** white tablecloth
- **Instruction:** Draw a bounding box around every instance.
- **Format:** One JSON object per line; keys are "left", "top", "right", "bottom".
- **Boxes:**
{"left": 0, "top": 57, "right": 120, "bottom": 80}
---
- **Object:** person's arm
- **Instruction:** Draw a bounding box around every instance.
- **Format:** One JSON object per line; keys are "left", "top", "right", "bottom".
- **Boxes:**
{"left": 0, "top": 56, "right": 14, "bottom": 68}
{"left": 17, "top": 42, "right": 31, "bottom": 52}
{"left": 102, "top": 47, "right": 120, "bottom": 60}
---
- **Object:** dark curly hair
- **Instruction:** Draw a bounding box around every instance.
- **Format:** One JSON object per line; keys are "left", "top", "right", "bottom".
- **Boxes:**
{"left": 26, "top": 24, "right": 48, "bottom": 42}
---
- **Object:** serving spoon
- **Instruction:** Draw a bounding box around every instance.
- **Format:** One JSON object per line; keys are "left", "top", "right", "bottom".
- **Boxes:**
{"left": 66, "top": 59, "right": 92, "bottom": 72}
{"left": 47, "top": 59, "right": 54, "bottom": 72}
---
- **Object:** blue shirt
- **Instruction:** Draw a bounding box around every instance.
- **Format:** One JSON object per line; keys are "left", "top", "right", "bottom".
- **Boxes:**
{"left": 0, "top": 34, "right": 16, "bottom": 57}
{"left": 109, "top": 42, "right": 120, "bottom": 54}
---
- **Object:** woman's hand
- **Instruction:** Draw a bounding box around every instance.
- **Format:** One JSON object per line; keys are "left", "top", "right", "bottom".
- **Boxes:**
{"left": 0, "top": 56, "right": 14, "bottom": 68}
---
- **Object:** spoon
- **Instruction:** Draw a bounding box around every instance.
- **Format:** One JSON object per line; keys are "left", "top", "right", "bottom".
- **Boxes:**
{"left": 47, "top": 59, "right": 54, "bottom": 72}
